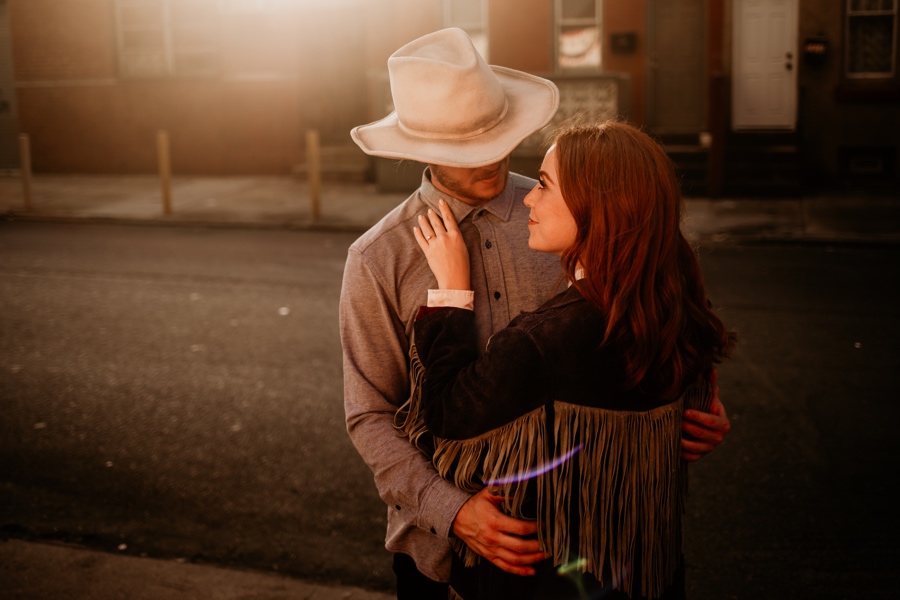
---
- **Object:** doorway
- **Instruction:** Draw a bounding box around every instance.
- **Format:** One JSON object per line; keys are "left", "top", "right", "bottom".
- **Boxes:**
{"left": 732, "top": 0, "right": 798, "bottom": 130}
{"left": 0, "top": 0, "right": 19, "bottom": 169}
{"left": 647, "top": 0, "right": 707, "bottom": 133}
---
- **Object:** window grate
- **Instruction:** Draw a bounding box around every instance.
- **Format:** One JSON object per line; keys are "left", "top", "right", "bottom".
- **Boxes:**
{"left": 846, "top": 0, "right": 897, "bottom": 77}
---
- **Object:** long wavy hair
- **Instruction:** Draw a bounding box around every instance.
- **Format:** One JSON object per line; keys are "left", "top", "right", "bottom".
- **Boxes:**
{"left": 553, "top": 120, "right": 735, "bottom": 400}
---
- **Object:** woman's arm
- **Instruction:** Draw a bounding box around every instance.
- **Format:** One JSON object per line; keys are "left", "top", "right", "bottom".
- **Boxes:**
{"left": 414, "top": 308, "right": 549, "bottom": 439}
{"left": 414, "top": 198, "right": 471, "bottom": 291}
{"left": 412, "top": 199, "right": 549, "bottom": 439}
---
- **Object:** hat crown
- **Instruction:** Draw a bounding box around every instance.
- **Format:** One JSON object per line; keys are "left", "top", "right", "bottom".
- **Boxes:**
{"left": 387, "top": 28, "right": 508, "bottom": 140}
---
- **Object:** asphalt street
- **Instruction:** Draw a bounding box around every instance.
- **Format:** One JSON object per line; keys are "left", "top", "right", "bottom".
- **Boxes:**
{"left": 1, "top": 220, "right": 898, "bottom": 599}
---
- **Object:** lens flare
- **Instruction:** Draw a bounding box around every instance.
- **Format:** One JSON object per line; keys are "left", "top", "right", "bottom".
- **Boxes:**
{"left": 482, "top": 444, "right": 583, "bottom": 486}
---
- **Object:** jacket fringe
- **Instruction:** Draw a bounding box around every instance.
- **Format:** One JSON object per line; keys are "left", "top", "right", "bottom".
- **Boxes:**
{"left": 397, "top": 344, "right": 711, "bottom": 599}
{"left": 392, "top": 344, "right": 434, "bottom": 454}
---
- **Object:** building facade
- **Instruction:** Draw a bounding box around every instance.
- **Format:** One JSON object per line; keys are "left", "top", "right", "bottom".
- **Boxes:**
{"left": 1, "top": 0, "right": 897, "bottom": 196}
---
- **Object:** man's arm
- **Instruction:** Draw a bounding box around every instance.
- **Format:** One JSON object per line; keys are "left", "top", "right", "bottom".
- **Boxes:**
{"left": 341, "top": 249, "right": 470, "bottom": 546}
{"left": 341, "top": 247, "right": 548, "bottom": 576}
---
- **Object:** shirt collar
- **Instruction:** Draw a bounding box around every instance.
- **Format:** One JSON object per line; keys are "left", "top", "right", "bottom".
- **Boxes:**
{"left": 418, "top": 167, "right": 517, "bottom": 223}
{"left": 567, "top": 267, "right": 586, "bottom": 288}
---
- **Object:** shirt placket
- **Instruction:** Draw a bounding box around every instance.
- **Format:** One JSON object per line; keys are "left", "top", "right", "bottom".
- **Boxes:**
{"left": 472, "top": 209, "right": 510, "bottom": 338}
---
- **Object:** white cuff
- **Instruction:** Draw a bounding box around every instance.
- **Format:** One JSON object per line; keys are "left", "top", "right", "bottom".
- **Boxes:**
{"left": 427, "top": 289, "right": 474, "bottom": 311}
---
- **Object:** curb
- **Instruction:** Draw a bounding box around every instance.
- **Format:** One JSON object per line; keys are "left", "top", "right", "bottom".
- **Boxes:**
{"left": 4, "top": 206, "right": 899, "bottom": 246}
{"left": 1, "top": 210, "right": 374, "bottom": 234}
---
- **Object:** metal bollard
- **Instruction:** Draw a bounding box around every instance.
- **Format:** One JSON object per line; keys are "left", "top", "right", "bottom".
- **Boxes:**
{"left": 19, "top": 133, "right": 33, "bottom": 211}
{"left": 157, "top": 130, "right": 173, "bottom": 216}
{"left": 306, "top": 129, "right": 321, "bottom": 221}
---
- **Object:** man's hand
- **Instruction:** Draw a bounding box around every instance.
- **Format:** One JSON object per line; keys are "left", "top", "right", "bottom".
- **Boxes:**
{"left": 451, "top": 487, "right": 546, "bottom": 576}
{"left": 681, "top": 372, "right": 731, "bottom": 462}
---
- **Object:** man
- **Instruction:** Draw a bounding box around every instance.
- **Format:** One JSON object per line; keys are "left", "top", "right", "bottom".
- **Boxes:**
{"left": 340, "top": 28, "right": 730, "bottom": 599}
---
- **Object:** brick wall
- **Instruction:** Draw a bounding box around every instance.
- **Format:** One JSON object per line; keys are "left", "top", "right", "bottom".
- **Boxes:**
{"left": 11, "top": 0, "right": 116, "bottom": 81}
{"left": 9, "top": 0, "right": 368, "bottom": 174}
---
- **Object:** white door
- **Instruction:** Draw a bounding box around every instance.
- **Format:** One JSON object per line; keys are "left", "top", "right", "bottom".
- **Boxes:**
{"left": 732, "top": 0, "right": 797, "bottom": 130}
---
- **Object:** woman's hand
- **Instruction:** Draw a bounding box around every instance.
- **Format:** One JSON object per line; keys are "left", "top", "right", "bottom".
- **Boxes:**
{"left": 414, "top": 199, "right": 471, "bottom": 290}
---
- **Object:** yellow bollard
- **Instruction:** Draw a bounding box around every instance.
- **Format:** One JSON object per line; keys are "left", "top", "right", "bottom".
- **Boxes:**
{"left": 19, "top": 133, "right": 33, "bottom": 211}
{"left": 306, "top": 130, "right": 321, "bottom": 221}
{"left": 157, "top": 130, "right": 173, "bottom": 216}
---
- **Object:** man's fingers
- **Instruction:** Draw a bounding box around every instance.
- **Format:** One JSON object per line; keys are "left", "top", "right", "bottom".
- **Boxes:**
{"left": 681, "top": 436, "right": 715, "bottom": 455}
{"left": 492, "top": 530, "right": 542, "bottom": 555}
{"left": 488, "top": 510, "right": 538, "bottom": 538}
{"left": 681, "top": 450, "right": 703, "bottom": 462}
{"left": 490, "top": 551, "right": 548, "bottom": 576}
{"left": 482, "top": 536, "right": 545, "bottom": 576}
{"left": 682, "top": 419, "right": 726, "bottom": 443}
{"left": 490, "top": 557, "right": 538, "bottom": 577}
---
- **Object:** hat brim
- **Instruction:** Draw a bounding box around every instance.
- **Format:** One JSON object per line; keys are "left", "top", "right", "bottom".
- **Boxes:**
{"left": 351, "top": 66, "right": 560, "bottom": 168}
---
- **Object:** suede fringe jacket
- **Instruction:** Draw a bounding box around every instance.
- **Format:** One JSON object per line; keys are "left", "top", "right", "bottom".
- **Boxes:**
{"left": 395, "top": 285, "right": 712, "bottom": 599}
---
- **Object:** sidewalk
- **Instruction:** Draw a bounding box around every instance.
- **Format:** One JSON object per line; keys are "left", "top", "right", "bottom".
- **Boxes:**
{"left": 1, "top": 173, "right": 898, "bottom": 244}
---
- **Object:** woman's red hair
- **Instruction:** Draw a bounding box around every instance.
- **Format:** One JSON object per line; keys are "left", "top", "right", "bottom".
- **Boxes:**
{"left": 553, "top": 120, "right": 734, "bottom": 399}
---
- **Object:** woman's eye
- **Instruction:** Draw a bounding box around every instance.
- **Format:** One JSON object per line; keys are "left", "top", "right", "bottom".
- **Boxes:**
{"left": 538, "top": 178, "right": 545, "bottom": 188}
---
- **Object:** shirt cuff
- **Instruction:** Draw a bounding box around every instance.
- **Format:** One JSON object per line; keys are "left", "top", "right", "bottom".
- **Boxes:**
{"left": 427, "top": 289, "right": 474, "bottom": 311}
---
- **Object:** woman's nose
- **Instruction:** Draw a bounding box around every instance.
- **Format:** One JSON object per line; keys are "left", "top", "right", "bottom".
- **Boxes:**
{"left": 523, "top": 187, "right": 538, "bottom": 207}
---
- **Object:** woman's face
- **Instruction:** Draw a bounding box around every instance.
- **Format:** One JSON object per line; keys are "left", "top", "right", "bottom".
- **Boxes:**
{"left": 523, "top": 145, "right": 578, "bottom": 256}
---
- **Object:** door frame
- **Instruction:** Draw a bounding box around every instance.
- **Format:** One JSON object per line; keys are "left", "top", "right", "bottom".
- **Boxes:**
{"left": 0, "top": 0, "right": 20, "bottom": 169}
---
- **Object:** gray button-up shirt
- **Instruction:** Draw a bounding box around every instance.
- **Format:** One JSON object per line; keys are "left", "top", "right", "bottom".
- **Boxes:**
{"left": 339, "top": 169, "right": 561, "bottom": 582}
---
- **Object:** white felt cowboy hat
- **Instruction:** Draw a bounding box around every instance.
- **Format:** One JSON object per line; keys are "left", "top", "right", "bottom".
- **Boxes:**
{"left": 351, "top": 28, "right": 559, "bottom": 168}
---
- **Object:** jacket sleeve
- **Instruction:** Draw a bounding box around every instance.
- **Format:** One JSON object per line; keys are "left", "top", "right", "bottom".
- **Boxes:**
{"left": 340, "top": 248, "right": 471, "bottom": 541}
{"left": 414, "top": 307, "right": 550, "bottom": 440}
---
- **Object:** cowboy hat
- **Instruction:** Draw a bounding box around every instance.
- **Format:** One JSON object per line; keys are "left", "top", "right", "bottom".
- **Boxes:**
{"left": 351, "top": 28, "right": 559, "bottom": 168}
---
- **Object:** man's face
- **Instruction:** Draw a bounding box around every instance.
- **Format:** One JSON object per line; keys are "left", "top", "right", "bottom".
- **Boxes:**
{"left": 429, "top": 156, "right": 511, "bottom": 206}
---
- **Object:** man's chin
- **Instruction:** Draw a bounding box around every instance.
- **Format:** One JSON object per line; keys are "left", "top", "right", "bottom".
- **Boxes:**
{"left": 475, "top": 174, "right": 508, "bottom": 200}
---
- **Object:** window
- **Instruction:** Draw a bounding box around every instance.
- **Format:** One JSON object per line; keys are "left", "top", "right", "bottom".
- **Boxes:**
{"left": 846, "top": 0, "right": 897, "bottom": 78}
{"left": 445, "top": 0, "right": 489, "bottom": 61}
{"left": 555, "top": 0, "right": 602, "bottom": 72}
{"left": 115, "top": 0, "right": 220, "bottom": 78}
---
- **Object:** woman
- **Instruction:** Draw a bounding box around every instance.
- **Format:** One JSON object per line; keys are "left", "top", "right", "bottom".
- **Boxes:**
{"left": 405, "top": 120, "right": 735, "bottom": 599}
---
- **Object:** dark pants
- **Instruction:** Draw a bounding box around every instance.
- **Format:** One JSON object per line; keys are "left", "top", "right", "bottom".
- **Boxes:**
{"left": 393, "top": 553, "right": 449, "bottom": 600}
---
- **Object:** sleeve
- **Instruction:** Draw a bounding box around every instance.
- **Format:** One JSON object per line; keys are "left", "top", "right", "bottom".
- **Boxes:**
{"left": 427, "top": 289, "right": 474, "bottom": 310}
{"left": 339, "top": 248, "right": 471, "bottom": 540}
{"left": 414, "top": 307, "right": 550, "bottom": 440}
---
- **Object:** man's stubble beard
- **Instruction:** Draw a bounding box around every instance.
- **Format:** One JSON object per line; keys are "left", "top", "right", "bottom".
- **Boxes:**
{"left": 430, "top": 163, "right": 510, "bottom": 205}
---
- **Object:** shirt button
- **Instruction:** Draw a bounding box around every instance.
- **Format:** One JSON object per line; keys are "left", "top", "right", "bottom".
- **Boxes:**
{"left": 494, "top": 291, "right": 501, "bottom": 300}
{"left": 485, "top": 241, "right": 492, "bottom": 249}
{"left": 476, "top": 210, "right": 484, "bottom": 218}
